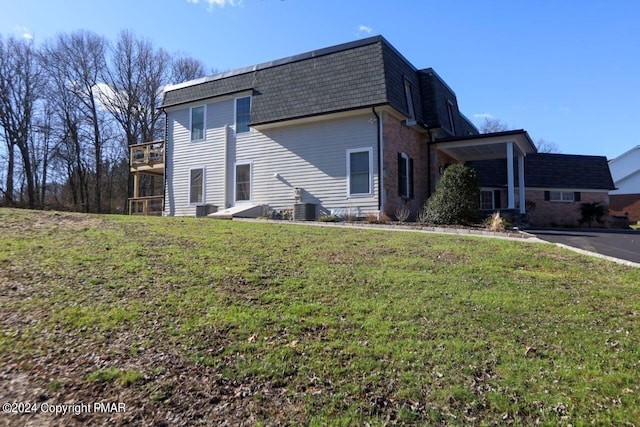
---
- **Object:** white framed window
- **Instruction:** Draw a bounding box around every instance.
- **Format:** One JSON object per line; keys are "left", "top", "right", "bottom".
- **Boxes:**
{"left": 549, "top": 191, "right": 575, "bottom": 202}
{"left": 480, "top": 190, "right": 494, "bottom": 210}
{"left": 189, "top": 167, "right": 205, "bottom": 205}
{"left": 347, "top": 148, "right": 373, "bottom": 197}
{"left": 398, "top": 152, "right": 413, "bottom": 199}
{"left": 190, "top": 105, "right": 206, "bottom": 142}
{"left": 403, "top": 79, "right": 415, "bottom": 119}
{"left": 234, "top": 162, "right": 252, "bottom": 203}
{"left": 235, "top": 96, "right": 251, "bottom": 134}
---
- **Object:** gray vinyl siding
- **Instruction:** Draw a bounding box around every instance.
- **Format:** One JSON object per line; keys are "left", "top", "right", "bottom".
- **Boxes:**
{"left": 165, "top": 99, "right": 379, "bottom": 216}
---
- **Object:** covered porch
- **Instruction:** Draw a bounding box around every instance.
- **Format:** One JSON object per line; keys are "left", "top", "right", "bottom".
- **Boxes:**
{"left": 433, "top": 130, "right": 537, "bottom": 215}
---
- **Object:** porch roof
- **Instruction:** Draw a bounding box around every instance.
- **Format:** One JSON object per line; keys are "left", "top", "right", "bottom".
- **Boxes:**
{"left": 433, "top": 130, "right": 537, "bottom": 161}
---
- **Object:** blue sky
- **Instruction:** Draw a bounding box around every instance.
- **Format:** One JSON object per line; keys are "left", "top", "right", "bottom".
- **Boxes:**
{"left": 3, "top": 0, "right": 639, "bottom": 159}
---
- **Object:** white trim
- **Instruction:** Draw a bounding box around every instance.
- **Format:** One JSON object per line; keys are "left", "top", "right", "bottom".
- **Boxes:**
{"left": 507, "top": 141, "right": 515, "bottom": 209}
{"left": 347, "top": 147, "right": 374, "bottom": 198}
{"left": 234, "top": 95, "right": 252, "bottom": 134}
{"left": 518, "top": 154, "right": 526, "bottom": 214}
{"left": 189, "top": 105, "right": 206, "bottom": 142}
{"left": 233, "top": 161, "right": 253, "bottom": 205}
{"left": 188, "top": 166, "right": 206, "bottom": 205}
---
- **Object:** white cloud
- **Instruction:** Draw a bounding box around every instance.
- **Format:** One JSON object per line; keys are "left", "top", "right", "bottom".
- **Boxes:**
{"left": 358, "top": 25, "right": 373, "bottom": 34}
{"left": 473, "top": 113, "right": 494, "bottom": 119}
{"left": 187, "top": 0, "right": 243, "bottom": 11}
{"left": 15, "top": 25, "right": 33, "bottom": 40}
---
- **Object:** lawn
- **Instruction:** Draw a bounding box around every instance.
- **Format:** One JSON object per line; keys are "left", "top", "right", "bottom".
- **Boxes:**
{"left": 1, "top": 208, "right": 639, "bottom": 426}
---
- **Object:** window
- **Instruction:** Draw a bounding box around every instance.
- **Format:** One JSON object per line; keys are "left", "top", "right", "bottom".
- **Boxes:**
{"left": 546, "top": 191, "right": 579, "bottom": 202}
{"left": 190, "top": 106, "right": 205, "bottom": 141}
{"left": 347, "top": 148, "right": 372, "bottom": 196}
{"left": 446, "top": 101, "right": 456, "bottom": 134}
{"left": 480, "top": 190, "right": 502, "bottom": 210}
{"left": 189, "top": 168, "right": 205, "bottom": 204}
{"left": 235, "top": 163, "right": 251, "bottom": 202}
{"left": 235, "top": 96, "right": 251, "bottom": 133}
{"left": 480, "top": 190, "right": 494, "bottom": 210}
{"left": 404, "top": 79, "right": 415, "bottom": 119}
{"left": 398, "top": 152, "right": 414, "bottom": 199}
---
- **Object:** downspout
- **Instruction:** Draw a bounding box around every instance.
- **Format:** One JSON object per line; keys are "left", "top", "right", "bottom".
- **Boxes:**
{"left": 372, "top": 107, "right": 383, "bottom": 216}
{"left": 223, "top": 124, "right": 229, "bottom": 208}
{"left": 161, "top": 108, "right": 168, "bottom": 215}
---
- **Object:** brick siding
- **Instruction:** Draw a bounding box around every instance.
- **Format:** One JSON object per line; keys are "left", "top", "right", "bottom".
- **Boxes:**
{"left": 609, "top": 194, "right": 640, "bottom": 222}
{"left": 526, "top": 190, "right": 610, "bottom": 227}
{"left": 381, "top": 112, "right": 429, "bottom": 218}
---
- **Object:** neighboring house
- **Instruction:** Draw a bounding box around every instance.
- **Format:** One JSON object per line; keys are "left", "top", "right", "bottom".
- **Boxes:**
{"left": 147, "top": 35, "right": 613, "bottom": 226}
{"left": 608, "top": 146, "right": 640, "bottom": 222}
{"left": 468, "top": 154, "right": 615, "bottom": 227}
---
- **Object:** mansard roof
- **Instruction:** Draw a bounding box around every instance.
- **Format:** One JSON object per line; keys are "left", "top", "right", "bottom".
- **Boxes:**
{"left": 161, "top": 36, "right": 476, "bottom": 133}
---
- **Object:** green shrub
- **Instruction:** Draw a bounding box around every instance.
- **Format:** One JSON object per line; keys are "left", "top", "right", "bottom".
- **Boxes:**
{"left": 423, "top": 164, "right": 480, "bottom": 225}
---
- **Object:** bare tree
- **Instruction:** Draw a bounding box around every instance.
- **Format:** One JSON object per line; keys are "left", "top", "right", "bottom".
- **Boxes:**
{"left": 535, "top": 138, "right": 560, "bottom": 153}
{"left": 0, "top": 36, "right": 43, "bottom": 208}
{"left": 39, "top": 31, "right": 109, "bottom": 212}
{"left": 479, "top": 117, "right": 509, "bottom": 134}
{"left": 170, "top": 53, "right": 207, "bottom": 84}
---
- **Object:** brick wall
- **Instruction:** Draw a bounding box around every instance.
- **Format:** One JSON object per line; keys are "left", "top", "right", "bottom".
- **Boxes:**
{"left": 526, "top": 190, "right": 610, "bottom": 227}
{"left": 609, "top": 194, "right": 640, "bottom": 222}
{"left": 381, "top": 112, "right": 429, "bottom": 218}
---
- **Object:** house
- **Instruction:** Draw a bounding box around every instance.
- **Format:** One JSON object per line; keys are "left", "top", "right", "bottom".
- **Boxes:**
{"left": 148, "top": 35, "right": 614, "bottom": 226}
{"left": 608, "top": 146, "right": 640, "bottom": 222}
{"left": 157, "top": 35, "right": 538, "bottom": 220}
{"left": 467, "top": 154, "right": 616, "bottom": 227}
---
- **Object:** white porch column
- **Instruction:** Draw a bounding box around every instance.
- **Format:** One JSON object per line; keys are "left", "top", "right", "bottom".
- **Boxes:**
{"left": 506, "top": 141, "right": 515, "bottom": 209}
{"left": 518, "top": 154, "right": 526, "bottom": 214}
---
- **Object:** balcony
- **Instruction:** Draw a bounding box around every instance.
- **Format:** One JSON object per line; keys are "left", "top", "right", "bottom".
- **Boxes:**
{"left": 130, "top": 140, "right": 164, "bottom": 174}
{"left": 129, "top": 140, "right": 164, "bottom": 215}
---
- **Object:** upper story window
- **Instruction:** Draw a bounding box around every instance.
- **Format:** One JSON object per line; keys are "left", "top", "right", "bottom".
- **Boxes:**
{"left": 446, "top": 101, "right": 456, "bottom": 134}
{"left": 235, "top": 96, "right": 251, "bottom": 133}
{"left": 403, "top": 79, "right": 415, "bottom": 120}
{"left": 190, "top": 105, "right": 205, "bottom": 142}
{"left": 347, "top": 148, "right": 373, "bottom": 197}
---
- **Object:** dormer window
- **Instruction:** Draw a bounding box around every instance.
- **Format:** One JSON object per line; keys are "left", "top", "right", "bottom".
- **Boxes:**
{"left": 404, "top": 79, "right": 415, "bottom": 120}
{"left": 446, "top": 101, "right": 456, "bottom": 134}
{"left": 235, "top": 96, "right": 251, "bottom": 133}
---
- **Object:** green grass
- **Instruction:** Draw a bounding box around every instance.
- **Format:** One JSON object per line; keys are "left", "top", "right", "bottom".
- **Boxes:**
{"left": 1, "top": 208, "right": 639, "bottom": 425}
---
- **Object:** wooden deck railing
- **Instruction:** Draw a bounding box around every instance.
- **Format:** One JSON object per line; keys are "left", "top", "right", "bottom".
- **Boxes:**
{"left": 130, "top": 140, "right": 164, "bottom": 169}
{"left": 128, "top": 195, "right": 164, "bottom": 216}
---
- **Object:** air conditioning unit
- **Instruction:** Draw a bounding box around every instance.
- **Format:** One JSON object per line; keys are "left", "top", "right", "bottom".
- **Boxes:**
{"left": 293, "top": 203, "right": 317, "bottom": 221}
{"left": 195, "top": 204, "right": 217, "bottom": 217}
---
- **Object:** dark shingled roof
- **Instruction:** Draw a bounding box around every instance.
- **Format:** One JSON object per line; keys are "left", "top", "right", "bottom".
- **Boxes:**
{"left": 467, "top": 153, "right": 616, "bottom": 190}
{"left": 161, "top": 36, "right": 477, "bottom": 134}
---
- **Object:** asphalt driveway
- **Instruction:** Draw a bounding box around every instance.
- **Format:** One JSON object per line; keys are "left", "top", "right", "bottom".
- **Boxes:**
{"left": 528, "top": 228, "right": 640, "bottom": 264}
